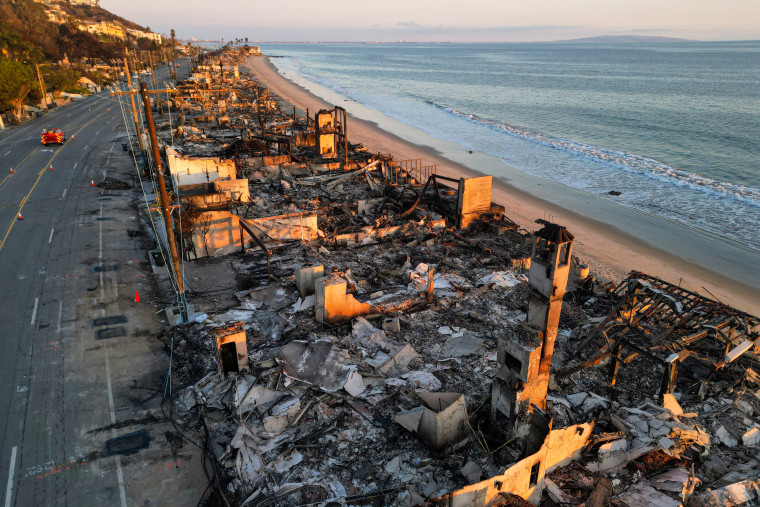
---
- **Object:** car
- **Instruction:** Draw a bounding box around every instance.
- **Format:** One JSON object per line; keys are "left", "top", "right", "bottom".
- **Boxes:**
{"left": 41, "top": 128, "right": 65, "bottom": 145}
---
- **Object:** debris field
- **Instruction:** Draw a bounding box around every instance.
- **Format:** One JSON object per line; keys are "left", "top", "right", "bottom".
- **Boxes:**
{"left": 138, "top": 45, "right": 760, "bottom": 507}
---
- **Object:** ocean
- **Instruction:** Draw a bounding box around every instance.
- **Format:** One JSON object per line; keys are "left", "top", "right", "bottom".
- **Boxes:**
{"left": 260, "top": 42, "right": 760, "bottom": 250}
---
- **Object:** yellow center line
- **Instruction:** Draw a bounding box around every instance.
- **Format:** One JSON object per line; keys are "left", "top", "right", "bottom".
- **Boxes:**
{"left": 0, "top": 145, "right": 43, "bottom": 190}
{"left": 0, "top": 112, "right": 108, "bottom": 253}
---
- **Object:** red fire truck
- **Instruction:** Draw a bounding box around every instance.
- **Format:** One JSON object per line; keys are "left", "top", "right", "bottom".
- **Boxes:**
{"left": 40, "top": 128, "right": 65, "bottom": 145}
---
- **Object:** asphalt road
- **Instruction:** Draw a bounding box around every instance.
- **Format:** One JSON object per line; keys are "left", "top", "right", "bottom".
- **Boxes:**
{"left": 0, "top": 61, "right": 203, "bottom": 505}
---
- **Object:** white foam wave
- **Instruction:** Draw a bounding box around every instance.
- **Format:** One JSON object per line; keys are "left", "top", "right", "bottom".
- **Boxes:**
{"left": 427, "top": 101, "right": 760, "bottom": 207}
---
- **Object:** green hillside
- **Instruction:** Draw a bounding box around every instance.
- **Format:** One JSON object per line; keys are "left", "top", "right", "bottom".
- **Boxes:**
{"left": 0, "top": 0, "right": 173, "bottom": 121}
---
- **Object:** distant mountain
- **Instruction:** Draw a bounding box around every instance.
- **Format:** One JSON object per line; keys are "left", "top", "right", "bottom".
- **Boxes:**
{"left": 556, "top": 35, "right": 693, "bottom": 43}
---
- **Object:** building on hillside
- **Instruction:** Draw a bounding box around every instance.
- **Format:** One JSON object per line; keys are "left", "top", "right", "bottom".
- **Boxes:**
{"left": 78, "top": 21, "right": 124, "bottom": 39}
{"left": 77, "top": 77, "right": 100, "bottom": 93}
{"left": 43, "top": 5, "right": 67, "bottom": 24}
{"left": 126, "top": 28, "right": 162, "bottom": 43}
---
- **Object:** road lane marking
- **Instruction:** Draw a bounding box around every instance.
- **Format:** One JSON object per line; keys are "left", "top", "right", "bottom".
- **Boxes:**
{"left": 31, "top": 297, "right": 39, "bottom": 325}
{"left": 57, "top": 300, "right": 62, "bottom": 333}
{"left": 4, "top": 446, "right": 17, "bottom": 507}
{"left": 61, "top": 189, "right": 67, "bottom": 198}
{"left": 73, "top": 162, "right": 77, "bottom": 170}
{"left": 83, "top": 144, "right": 88, "bottom": 150}
{"left": 99, "top": 195, "right": 128, "bottom": 505}
{"left": 104, "top": 348, "right": 128, "bottom": 507}
{"left": 0, "top": 122, "right": 39, "bottom": 145}
{"left": 0, "top": 145, "right": 42, "bottom": 190}
{"left": 65, "top": 113, "right": 71, "bottom": 117}
{"left": 0, "top": 112, "right": 106, "bottom": 252}
{"left": 3, "top": 151, "right": 9, "bottom": 156}
{"left": 48, "top": 228, "right": 54, "bottom": 243}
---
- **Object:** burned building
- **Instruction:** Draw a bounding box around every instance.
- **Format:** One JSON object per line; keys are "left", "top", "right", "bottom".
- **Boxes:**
{"left": 139, "top": 46, "right": 760, "bottom": 507}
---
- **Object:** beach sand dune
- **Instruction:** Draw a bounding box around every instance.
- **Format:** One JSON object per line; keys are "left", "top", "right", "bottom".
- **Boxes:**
{"left": 243, "top": 55, "right": 760, "bottom": 316}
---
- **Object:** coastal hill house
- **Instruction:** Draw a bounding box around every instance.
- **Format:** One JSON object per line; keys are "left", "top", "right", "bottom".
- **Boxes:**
{"left": 33, "top": 0, "right": 162, "bottom": 43}
{"left": 35, "top": 0, "right": 99, "bottom": 5}
{"left": 79, "top": 20, "right": 124, "bottom": 38}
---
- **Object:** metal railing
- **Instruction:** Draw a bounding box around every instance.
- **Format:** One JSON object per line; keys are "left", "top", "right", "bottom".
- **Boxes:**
{"left": 384, "top": 158, "right": 436, "bottom": 187}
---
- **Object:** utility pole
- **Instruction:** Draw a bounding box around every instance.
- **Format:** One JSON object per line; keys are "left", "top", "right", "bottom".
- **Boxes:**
{"left": 35, "top": 64, "right": 48, "bottom": 111}
{"left": 139, "top": 82, "right": 187, "bottom": 322}
{"left": 170, "top": 31, "right": 177, "bottom": 82}
{"left": 123, "top": 57, "right": 145, "bottom": 151}
{"left": 148, "top": 51, "right": 163, "bottom": 116}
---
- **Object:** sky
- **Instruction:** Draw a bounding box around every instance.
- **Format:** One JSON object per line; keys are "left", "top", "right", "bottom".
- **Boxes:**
{"left": 101, "top": 0, "right": 760, "bottom": 42}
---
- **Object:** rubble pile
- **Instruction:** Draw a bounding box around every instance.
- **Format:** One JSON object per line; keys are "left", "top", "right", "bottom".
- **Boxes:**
{"left": 147, "top": 46, "right": 760, "bottom": 506}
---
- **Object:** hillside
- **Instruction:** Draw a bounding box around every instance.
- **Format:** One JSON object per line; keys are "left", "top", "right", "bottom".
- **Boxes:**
{"left": 0, "top": 0, "right": 175, "bottom": 121}
{"left": 57, "top": 2, "right": 147, "bottom": 32}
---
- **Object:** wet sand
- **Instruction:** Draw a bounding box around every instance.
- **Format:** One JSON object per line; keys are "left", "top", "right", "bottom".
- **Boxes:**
{"left": 243, "top": 55, "right": 760, "bottom": 316}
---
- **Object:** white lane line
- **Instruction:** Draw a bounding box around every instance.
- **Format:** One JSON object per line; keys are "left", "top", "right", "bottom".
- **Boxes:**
{"left": 56, "top": 300, "right": 63, "bottom": 333}
{"left": 99, "top": 203, "right": 103, "bottom": 260}
{"left": 104, "top": 348, "right": 128, "bottom": 507}
{"left": 106, "top": 142, "right": 114, "bottom": 165}
{"left": 65, "top": 113, "right": 71, "bottom": 117}
{"left": 83, "top": 144, "right": 89, "bottom": 150}
{"left": 31, "top": 297, "right": 39, "bottom": 325}
{"left": 99, "top": 202, "right": 104, "bottom": 299}
{"left": 104, "top": 352, "right": 116, "bottom": 424}
{"left": 98, "top": 194, "right": 128, "bottom": 507}
{"left": 48, "top": 228, "right": 54, "bottom": 244}
{"left": 73, "top": 162, "right": 78, "bottom": 170}
{"left": 3, "top": 151, "right": 9, "bottom": 157}
{"left": 4, "top": 446, "right": 17, "bottom": 507}
{"left": 61, "top": 189, "right": 67, "bottom": 198}
{"left": 26, "top": 136, "right": 33, "bottom": 140}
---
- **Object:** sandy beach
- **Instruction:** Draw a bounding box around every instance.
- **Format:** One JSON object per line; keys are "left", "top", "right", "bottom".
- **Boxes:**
{"left": 243, "top": 55, "right": 760, "bottom": 316}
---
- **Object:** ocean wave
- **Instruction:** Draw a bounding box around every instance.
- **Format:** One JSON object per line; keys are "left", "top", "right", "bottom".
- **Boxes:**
{"left": 425, "top": 100, "right": 760, "bottom": 207}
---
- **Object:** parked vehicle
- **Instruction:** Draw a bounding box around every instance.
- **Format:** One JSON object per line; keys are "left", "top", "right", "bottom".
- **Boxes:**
{"left": 40, "top": 128, "right": 65, "bottom": 145}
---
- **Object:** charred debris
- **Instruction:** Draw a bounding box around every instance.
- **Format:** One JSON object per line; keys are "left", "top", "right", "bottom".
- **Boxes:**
{"left": 143, "top": 47, "right": 760, "bottom": 506}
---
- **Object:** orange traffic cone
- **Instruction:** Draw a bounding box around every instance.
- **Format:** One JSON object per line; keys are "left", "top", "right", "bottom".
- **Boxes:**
{"left": 71, "top": 135, "right": 75, "bottom": 140}
{"left": 134, "top": 291, "right": 140, "bottom": 303}
{"left": 17, "top": 212, "right": 22, "bottom": 220}
{"left": 49, "top": 165, "right": 53, "bottom": 171}
{"left": 88, "top": 108, "right": 91, "bottom": 112}
{"left": 108, "top": 108, "right": 110, "bottom": 112}
{"left": 9, "top": 168, "right": 13, "bottom": 174}
{"left": 90, "top": 179, "right": 95, "bottom": 187}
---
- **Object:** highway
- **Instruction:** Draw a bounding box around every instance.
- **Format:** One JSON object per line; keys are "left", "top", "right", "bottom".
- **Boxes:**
{"left": 0, "top": 61, "right": 204, "bottom": 505}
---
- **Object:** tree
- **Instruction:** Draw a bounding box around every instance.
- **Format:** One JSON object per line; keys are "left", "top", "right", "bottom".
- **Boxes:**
{"left": 45, "top": 66, "right": 80, "bottom": 94}
{"left": 0, "top": 57, "right": 35, "bottom": 120}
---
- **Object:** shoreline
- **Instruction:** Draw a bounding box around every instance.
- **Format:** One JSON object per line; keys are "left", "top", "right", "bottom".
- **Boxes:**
{"left": 242, "top": 54, "right": 760, "bottom": 316}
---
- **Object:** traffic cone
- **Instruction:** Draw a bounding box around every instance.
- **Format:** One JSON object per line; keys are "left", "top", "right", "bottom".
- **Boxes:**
{"left": 49, "top": 165, "right": 53, "bottom": 171}
{"left": 17, "top": 212, "right": 22, "bottom": 220}
{"left": 108, "top": 108, "right": 110, "bottom": 112}
{"left": 88, "top": 108, "right": 91, "bottom": 112}
{"left": 9, "top": 168, "right": 13, "bottom": 174}
{"left": 71, "top": 135, "right": 75, "bottom": 140}
{"left": 134, "top": 290, "right": 140, "bottom": 303}
{"left": 90, "top": 179, "right": 95, "bottom": 187}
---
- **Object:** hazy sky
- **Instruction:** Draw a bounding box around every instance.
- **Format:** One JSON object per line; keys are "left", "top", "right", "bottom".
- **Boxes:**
{"left": 101, "top": 0, "right": 760, "bottom": 42}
